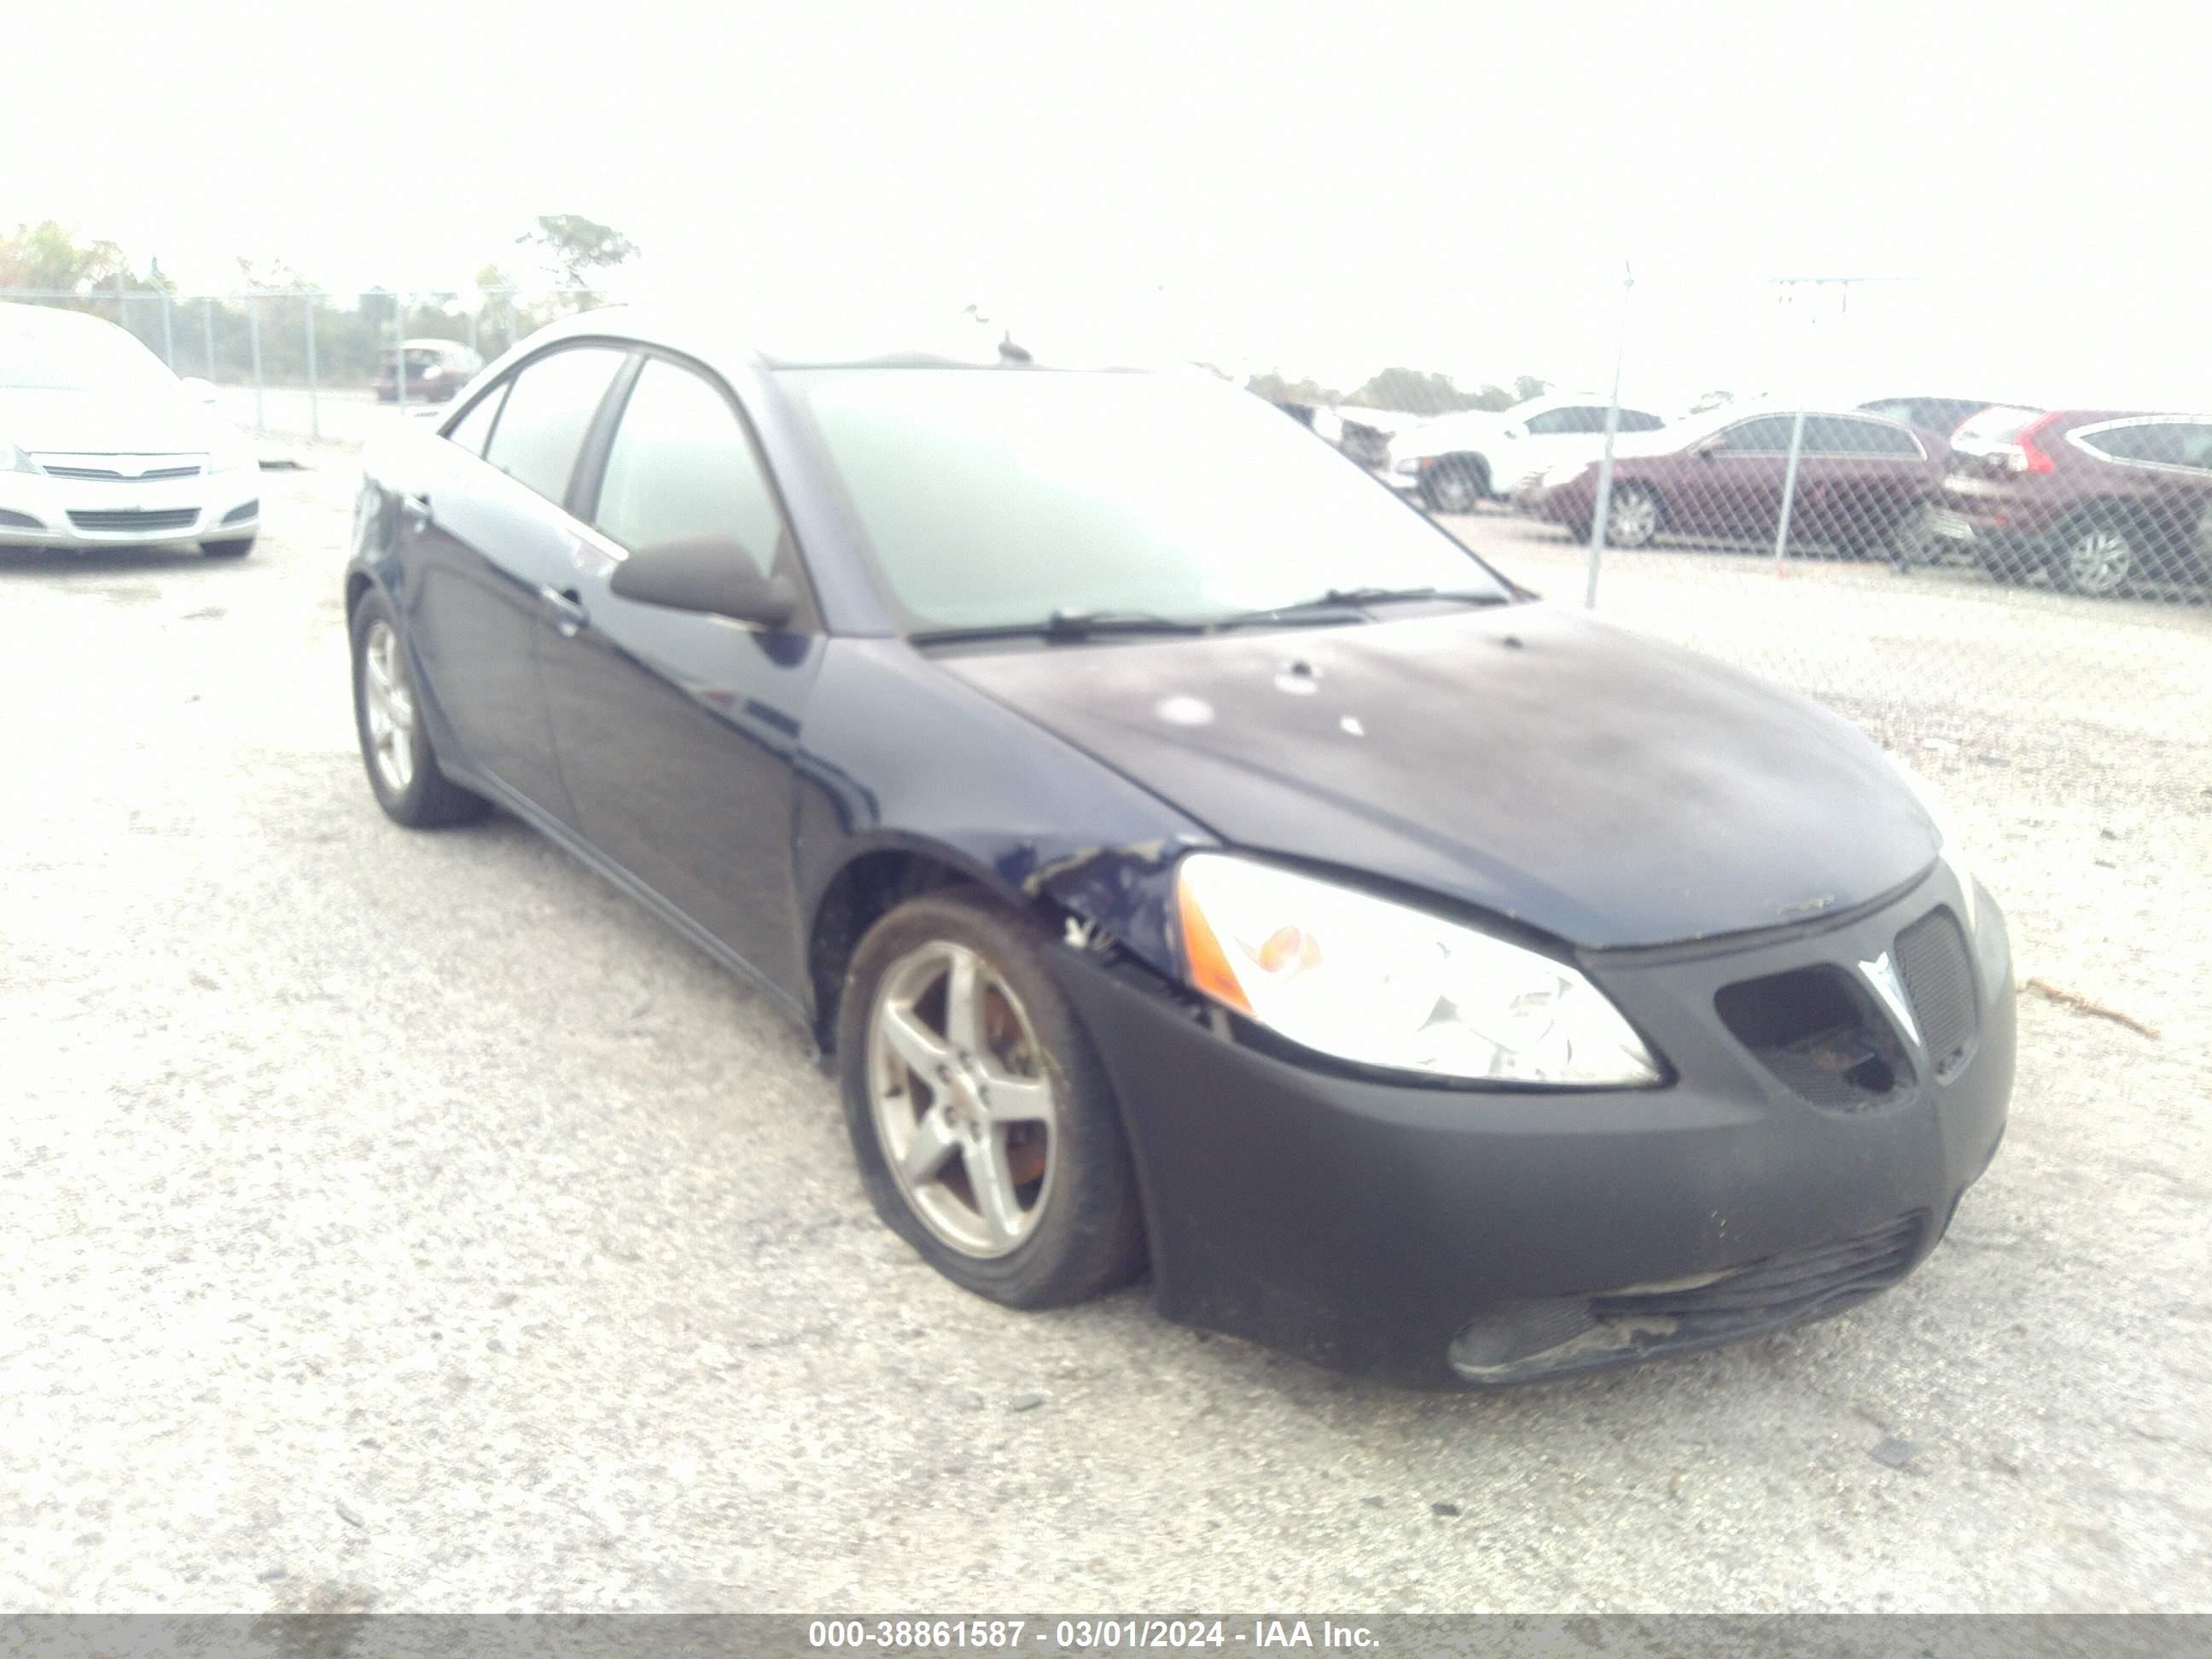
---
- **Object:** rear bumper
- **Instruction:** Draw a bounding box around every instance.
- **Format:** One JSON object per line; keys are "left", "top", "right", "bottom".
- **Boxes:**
{"left": 1057, "top": 868, "right": 2013, "bottom": 1388}
{"left": 0, "top": 470, "right": 261, "bottom": 549}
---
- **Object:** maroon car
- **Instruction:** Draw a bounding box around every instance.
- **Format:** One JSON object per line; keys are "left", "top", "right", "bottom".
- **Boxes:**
{"left": 1930, "top": 408, "right": 2212, "bottom": 597}
{"left": 1521, "top": 408, "right": 1949, "bottom": 560}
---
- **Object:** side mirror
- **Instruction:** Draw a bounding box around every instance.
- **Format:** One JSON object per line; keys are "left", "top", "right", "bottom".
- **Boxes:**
{"left": 178, "top": 375, "right": 219, "bottom": 406}
{"left": 1501, "top": 425, "right": 1526, "bottom": 440}
{"left": 609, "top": 533, "right": 797, "bottom": 630}
{"left": 1696, "top": 435, "right": 1727, "bottom": 458}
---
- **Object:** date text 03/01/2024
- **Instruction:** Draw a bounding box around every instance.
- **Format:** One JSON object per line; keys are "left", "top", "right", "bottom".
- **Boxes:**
{"left": 806, "top": 1619, "right": 1380, "bottom": 1650}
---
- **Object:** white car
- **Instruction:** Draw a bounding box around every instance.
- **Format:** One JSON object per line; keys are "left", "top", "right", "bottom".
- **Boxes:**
{"left": 0, "top": 302, "right": 262, "bottom": 558}
{"left": 1382, "top": 393, "right": 1669, "bottom": 514}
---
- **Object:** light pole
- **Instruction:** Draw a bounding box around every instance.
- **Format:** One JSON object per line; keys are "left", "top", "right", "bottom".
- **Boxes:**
{"left": 1585, "top": 261, "right": 1635, "bottom": 609}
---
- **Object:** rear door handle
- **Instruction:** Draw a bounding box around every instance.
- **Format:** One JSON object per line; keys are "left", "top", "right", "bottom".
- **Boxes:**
{"left": 538, "top": 585, "right": 589, "bottom": 637}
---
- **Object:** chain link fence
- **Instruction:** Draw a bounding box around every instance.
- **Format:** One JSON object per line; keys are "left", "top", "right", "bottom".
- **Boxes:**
{"left": 1257, "top": 265, "right": 2209, "bottom": 1027}
{"left": 0, "top": 283, "right": 605, "bottom": 445}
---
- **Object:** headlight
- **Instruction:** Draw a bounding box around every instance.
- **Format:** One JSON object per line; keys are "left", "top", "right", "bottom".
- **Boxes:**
{"left": 1891, "top": 759, "right": 1979, "bottom": 934}
{"left": 2, "top": 442, "right": 39, "bottom": 474}
{"left": 1391, "top": 455, "right": 1423, "bottom": 475}
{"left": 207, "top": 433, "right": 256, "bottom": 474}
{"left": 1173, "top": 853, "right": 1661, "bottom": 1086}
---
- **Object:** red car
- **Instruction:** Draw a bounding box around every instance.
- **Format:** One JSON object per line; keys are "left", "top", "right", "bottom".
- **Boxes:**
{"left": 1520, "top": 408, "right": 1949, "bottom": 560}
{"left": 1930, "top": 409, "right": 2212, "bottom": 597}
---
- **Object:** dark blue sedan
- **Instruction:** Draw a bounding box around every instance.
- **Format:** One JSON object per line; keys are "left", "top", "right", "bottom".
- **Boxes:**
{"left": 346, "top": 310, "right": 2014, "bottom": 1388}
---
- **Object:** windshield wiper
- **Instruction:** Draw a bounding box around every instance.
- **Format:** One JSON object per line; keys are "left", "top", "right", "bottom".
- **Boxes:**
{"left": 911, "top": 608, "right": 1213, "bottom": 646}
{"left": 1214, "top": 586, "right": 1511, "bottom": 629}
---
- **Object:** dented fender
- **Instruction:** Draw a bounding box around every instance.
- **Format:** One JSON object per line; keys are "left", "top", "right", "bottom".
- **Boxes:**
{"left": 790, "top": 637, "right": 1216, "bottom": 999}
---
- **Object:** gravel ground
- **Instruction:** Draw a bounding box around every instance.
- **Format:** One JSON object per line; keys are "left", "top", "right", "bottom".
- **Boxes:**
{"left": 3, "top": 463, "right": 2208, "bottom": 1615}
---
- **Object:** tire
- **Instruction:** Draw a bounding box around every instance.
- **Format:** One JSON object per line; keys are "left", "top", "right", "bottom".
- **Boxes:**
{"left": 1605, "top": 484, "right": 1660, "bottom": 549}
{"left": 1422, "top": 457, "right": 1487, "bottom": 515}
{"left": 837, "top": 890, "right": 1146, "bottom": 1309}
{"left": 2055, "top": 510, "right": 2137, "bottom": 597}
{"left": 202, "top": 537, "right": 255, "bottom": 559}
{"left": 349, "top": 590, "right": 490, "bottom": 828}
{"left": 1856, "top": 502, "right": 1940, "bottom": 568}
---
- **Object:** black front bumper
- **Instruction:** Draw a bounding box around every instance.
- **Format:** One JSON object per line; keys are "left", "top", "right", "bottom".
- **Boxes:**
{"left": 1057, "top": 867, "right": 2013, "bottom": 1388}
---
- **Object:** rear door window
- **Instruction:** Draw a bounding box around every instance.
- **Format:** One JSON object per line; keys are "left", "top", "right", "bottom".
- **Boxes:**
{"left": 1808, "top": 416, "right": 1920, "bottom": 457}
{"left": 482, "top": 345, "right": 627, "bottom": 505}
{"left": 1719, "top": 416, "right": 1797, "bottom": 453}
{"left": 2078, "top": 421, "right": 2212, "bottom": 469}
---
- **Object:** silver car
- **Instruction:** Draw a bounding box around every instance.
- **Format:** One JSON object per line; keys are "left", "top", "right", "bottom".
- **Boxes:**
{"left": 0, "top": 303, "right": 261, "bottom": 558}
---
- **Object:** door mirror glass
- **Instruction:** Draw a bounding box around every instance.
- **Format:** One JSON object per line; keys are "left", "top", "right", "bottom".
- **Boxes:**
{"left": 609, "top": 533, "right": 797, "bottom": 629}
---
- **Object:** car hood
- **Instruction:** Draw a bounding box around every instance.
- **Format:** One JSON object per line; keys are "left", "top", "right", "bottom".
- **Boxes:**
{"left": 939, "top": 604, "right": 1937, "bottom": 950}
{"left": 0, "top": 387, "right": 222, "bottom": 455}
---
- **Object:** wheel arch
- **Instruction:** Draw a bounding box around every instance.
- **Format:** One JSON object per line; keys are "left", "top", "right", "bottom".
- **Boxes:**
{"left": 806, "top": 839, "right": 1034, "bottom": 1057}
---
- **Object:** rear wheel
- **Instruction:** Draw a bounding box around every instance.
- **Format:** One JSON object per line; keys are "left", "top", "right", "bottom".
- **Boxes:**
{"left": 2056, "top": 511, "right": 2137, "bottom": 597}
{"left": 350, "top": 591, "right": 490, "bottom": 828}
{"left": 837, "top": 891, "right": 1146, "bottom": 1308}
{"left": 1604, "top": 484, "right": 1660, "bottom": 549}
{"left": 1423, "top": 458, "right": 1487, "bottom": 515}
{"left": 1867, "top": 502, "right": 1941, "bottom": 567}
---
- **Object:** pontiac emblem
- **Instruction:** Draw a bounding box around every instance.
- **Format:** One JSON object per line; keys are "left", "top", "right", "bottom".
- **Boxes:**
{"left": 1859, "top": 952, "right": 1921, "bottom": 1048}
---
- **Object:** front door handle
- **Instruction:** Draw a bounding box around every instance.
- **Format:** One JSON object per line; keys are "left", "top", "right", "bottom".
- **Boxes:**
{"left": 538, "top": 585, "right": 589, "bottom": 637}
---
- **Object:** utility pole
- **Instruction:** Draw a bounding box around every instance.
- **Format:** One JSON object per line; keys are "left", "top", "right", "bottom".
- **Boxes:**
{"left": 1585, "top": 261, "right": 1634, "bottom": 609}
{"left": 1769, "top": 276, "right": 1873, "bottom": 577}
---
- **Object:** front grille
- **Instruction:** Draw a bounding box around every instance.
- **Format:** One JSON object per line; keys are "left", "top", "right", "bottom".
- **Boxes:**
{"left": 1715, "top": 964, "right": 1914, "bottom": 1111}
{"left": 1590, "top": 1212, "right": 1925, "bottom": 1324}
{"left": 1895, "top": 909, "right": 1978, "bottom": 1082}
{"left": 41, "top": 463, "right": 202, "bottom": 481}
{"left": 67, "top": 509, "right": 200, "bottom": 533}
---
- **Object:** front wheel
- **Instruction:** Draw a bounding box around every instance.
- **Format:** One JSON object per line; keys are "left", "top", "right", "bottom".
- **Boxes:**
{"left": 1422, "top": 458, "right": 1487, "bottom": 515}
{"left": 1605, "top": 484, "right": 1660, "bottom": 549}
{"left": 350, "top": 591, "right": 490, "bottom": 828}
{"left": 837, "top": 892, "right": 1146, "bottom": 1309}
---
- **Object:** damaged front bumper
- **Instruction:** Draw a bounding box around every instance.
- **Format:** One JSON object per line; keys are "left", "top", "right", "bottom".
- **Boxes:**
{"left": 1051, "top": 865, "right": 2013, "bottom": 1389}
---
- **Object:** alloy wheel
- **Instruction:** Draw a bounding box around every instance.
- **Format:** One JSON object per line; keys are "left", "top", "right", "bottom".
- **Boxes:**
{"left": 2064, "top": 527, "right": 2133, "bottom": 596}
{"left": 361, "top": 620, "right": 416, "bottom": 794}
{"left": 1430, "top": 466, "right": 1481, "bottom": 515}
{"left": 1608, "top": 489, "right": 1658, "bottom": 548}
{"left": 868, "top": 941, "right": 1058, "bottom": 1258}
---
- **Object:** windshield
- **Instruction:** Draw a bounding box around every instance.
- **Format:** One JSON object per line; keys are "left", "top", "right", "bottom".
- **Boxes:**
{"left": 0, "top": 309, "right": 178, "bottom": 394}
{"left": 783, "top": 368, "right": 1511, "bottom": 632}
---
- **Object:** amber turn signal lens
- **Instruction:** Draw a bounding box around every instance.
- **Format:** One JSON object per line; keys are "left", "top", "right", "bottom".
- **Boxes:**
{"left": 1176, "top": 878, "right": 1251, "bottom": 1013}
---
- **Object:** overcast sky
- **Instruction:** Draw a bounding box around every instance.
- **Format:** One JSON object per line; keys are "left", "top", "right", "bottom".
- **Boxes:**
{"left": 11, "top": 0, "right": 2208, "bottom": 409}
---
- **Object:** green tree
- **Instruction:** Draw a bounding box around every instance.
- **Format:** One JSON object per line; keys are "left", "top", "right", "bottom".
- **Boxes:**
{"left": 1513, "top": 374, "right": 1551, "bottom": 403}
{"left": 1247, "top": 370, "right": 1342, "bottom": 406}
{"left": 0, "top": 221, "right": 154, "bottom": 294}
{"left": 516, "top": 214, "right": 637, "bottom": 303}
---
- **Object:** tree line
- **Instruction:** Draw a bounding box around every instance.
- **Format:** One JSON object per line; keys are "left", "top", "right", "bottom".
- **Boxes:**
{"left": 1248, "top": 367, "right": 1554, "bottom": 418}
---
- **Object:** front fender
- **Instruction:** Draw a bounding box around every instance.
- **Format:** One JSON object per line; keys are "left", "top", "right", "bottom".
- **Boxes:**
{"left": 792, "top": 637, "right": 1215, "bottom": 987}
